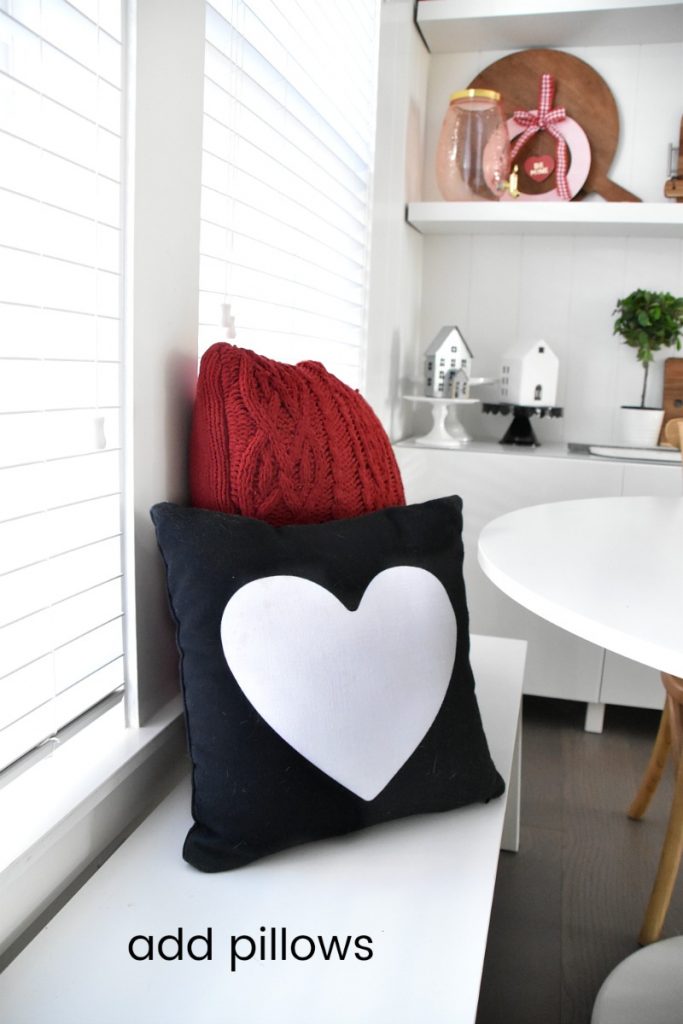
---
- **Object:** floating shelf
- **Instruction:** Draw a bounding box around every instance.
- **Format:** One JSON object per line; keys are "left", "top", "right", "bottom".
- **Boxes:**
{"left": 416, "top": 0, "right": 683, "bottom": 53}
{"left": 406, "top": 201, "right": 683, "bottom": 237}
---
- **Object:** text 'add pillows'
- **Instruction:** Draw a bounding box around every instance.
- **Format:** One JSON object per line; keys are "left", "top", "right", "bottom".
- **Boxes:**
{"left": 151, "top": 496, "right": 504, "bottom": 872}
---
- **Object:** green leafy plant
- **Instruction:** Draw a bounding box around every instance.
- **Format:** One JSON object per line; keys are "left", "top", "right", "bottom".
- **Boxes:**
{"left": 613, "top": 289, "right": 683, "bottom": 408}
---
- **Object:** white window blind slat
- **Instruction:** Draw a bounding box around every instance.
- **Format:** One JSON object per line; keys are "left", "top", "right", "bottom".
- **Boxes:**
{"left": 199, "top": 0, "right": 379, "bottom": 387}
{"left": 0, "top": 536, "right": 122, "bottom": 628}
{"left": 0, "top": 698, "right": 54, "bottom": 773}
{"left": 0, "top": 249, "right": 120, "bottom": 319}
{"left": 0, "top": 15, "right": 119, "bottom": 124}
{"left": 199, "top": 189, "right": 364, "bottom": 280}
{"left": 201, "top": 146, "right": 366, "bottom": 238}
{"left": 200, "top": 259, "right": 364, "bottom": 327}
{"left": 0, "top": 494, "right": 121, "bottom": 578}
{"left": 203, "top": 54, "right": 366, "bottom": 194}
{"left": 0, "top": 359, "right": 100, "bottom": 412}
{"left": 0, "top": 449, "right": 121, "bottom": 522}
{"left": 0, "top": 536, "right": 122, "bottom": 679}
{"left": 51, "top": 578, "right": 123, "bottom": 661}
{"left": 206, "top": 2, "right": 372, "bottom": 158}
{"left": 199, "top": 220, "right": 362, "bottom": 300}
{"left": 53, "top": 617, "right": 122, "bottom": 693}
{"left": 1, "top": 1, "right": 121, "bottom": 81}
{"left": 0, "top": 656, "right": 124, "bottom": 773}
{"left": 0, "top": 614, "right": 124, "bottom": 765}
{"left": 0, "top": 304, "right": 119, "bottom": 361}
{"left": 52, "top": 655, "right": 124, "bottom": 728}
{"left": 0, "top": 189, "right": 120, "bottom": 271}
{"left": 0, "top": 0, "right": 124, "bottom": 771}
{"left": 0, "top": 496, "right": 122, "bottom": 582}
{"left": 41, "top": 0, "right": 109, "bottom": 81}
{"left": 96, "top": 0, "right": 121, "bottom": 42}
{"left": 0, "top": 133, "right": 120, "bottom": 224}
{"left": 0, "top": 410, "right": 121, "bottom": 468}
{"left": 68, "top": 0, "right": 98, "bottom": 23}
{"left": 0, "top": 608, "right": 52, "bottom": 680}
{"left": 0, "top": 73, "right": 121, "bottom": 180}
{"left": 198, "top": 290, "right": 364, "bottom": 345}
{"left": 201, "top": 181, "right": 364, "bottom": 264}
{"left": 0, "top": 603, "right": 124, "bottom": 693}
{"left": 0, "top": 657, "right": 53, "bottom": 732}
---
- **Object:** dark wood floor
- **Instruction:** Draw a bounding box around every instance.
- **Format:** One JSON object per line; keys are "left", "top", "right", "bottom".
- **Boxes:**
{"left": 476, "top": 696, "right": 683, "bottom": 1024}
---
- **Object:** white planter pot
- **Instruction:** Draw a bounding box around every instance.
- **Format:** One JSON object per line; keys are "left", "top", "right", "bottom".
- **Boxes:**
{"left": 618, "top": 406, "right": 664, "bottom": 448}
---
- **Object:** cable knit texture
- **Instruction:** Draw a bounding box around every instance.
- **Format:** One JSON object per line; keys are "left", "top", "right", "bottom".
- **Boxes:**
{"left": 190, "top": 343, "right": 405, "bottom": 525}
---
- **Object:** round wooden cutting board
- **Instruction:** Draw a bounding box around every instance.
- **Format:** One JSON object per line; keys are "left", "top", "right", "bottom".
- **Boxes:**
{"left": 469, "top": 49, "right": 640, "bottom": 202}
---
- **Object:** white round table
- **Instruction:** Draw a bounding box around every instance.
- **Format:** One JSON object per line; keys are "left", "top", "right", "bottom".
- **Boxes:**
{"left": 478, "top": 496, "right": 683, "bottom": 1020}
{"left": 477, "top": 496, "right": 683, "bottom": 678}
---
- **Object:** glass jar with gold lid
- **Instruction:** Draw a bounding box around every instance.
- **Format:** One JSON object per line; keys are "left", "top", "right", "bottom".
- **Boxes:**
{"left": 436, "top": 88, "right": 511, "bottom": 201}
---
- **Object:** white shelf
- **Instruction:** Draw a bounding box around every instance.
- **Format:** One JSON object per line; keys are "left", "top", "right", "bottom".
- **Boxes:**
{"left": 402, "top": 395, "right": 480, "bottom": 405}
{"left": 407, "top": 201, "right": 683, "bottom": 237}
{"left": 416, "top": 0, "right": 683, "bottom": 52}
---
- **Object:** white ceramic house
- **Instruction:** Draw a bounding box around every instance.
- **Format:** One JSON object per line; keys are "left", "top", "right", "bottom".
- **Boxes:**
{"left": 499, "top": 340, "right": 559, "bottom": 406}
{"left": 424, "top": 326, "right": 473, "bottom": 397}
{"left": 447, "top": 366, "right": 470, "bottom": 399}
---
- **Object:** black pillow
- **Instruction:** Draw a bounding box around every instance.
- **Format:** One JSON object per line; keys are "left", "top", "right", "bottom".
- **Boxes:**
{"left": 151, "top": 496, "right": 504, "bottom": 872}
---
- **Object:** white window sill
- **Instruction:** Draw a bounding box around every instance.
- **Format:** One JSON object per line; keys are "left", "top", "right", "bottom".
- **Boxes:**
{"left": 0, "top": 694, "right": 187, "bottom": 961}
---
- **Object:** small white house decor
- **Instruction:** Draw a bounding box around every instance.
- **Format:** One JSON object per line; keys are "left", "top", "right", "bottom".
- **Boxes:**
{"left": 499, "top": 340, "right": 559, "bottom": 406}
{"left": 446, "top": 367, "right": 470, "bottom": 399}
{"left": 424, "top": 326, "right": 473, "bottom": 397}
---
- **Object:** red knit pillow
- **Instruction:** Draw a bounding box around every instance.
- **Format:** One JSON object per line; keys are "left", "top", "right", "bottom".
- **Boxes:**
{"left": 189, "top": 343, "right": 405, "bottom": 525}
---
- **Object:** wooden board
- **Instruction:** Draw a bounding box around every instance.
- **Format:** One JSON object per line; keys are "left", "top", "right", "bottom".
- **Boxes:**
{"left": 658, "top": 357, "right": 683, "bottom": 443}
{"left": 664, "top": 115, "right": 683, "bottom": 201}
{"left": 469, "top": 49, "right": 641, "bottom": 202}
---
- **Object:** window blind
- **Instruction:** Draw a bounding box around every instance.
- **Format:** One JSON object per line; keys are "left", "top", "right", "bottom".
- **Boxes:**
{"left": 0, "top": 0, "right": 124, "bottom": 772}
{"left": 200, "top": 0, "right": 380, "bottom": 389}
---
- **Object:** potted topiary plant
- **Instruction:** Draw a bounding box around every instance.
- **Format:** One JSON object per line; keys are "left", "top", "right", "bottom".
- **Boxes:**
{"left": 613, "top": 289, "right": 683, "bottom": 446}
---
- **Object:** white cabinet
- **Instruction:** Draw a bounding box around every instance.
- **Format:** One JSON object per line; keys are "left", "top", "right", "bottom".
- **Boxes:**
{"left": 394, "top": 443, "right": 677, "bottom": 718}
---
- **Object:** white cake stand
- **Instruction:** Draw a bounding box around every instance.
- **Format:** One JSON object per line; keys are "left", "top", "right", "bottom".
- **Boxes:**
{"left": 402, "top": 395, "right": 480, "bottom": 448}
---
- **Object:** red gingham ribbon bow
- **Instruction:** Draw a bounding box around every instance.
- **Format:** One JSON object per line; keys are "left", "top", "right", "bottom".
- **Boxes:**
{"left": 510, "top": 73, "right": 571, "bottom": 200}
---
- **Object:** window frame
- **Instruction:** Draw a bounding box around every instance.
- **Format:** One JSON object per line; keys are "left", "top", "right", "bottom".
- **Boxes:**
{"left": 0, "top": 0, "right": 206, "bottom": 963}
{"left": 0, "top": 0, "right": 386, "bottom": 966}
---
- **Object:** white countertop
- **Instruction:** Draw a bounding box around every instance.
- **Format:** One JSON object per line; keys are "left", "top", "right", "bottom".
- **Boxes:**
{"left": 395, "top": 439, "right": 681, "bottom": 465}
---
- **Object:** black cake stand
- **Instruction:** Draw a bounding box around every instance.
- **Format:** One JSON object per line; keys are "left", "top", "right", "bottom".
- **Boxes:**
{"left": 482, "top": 403, "right": 564, "bottom": 446}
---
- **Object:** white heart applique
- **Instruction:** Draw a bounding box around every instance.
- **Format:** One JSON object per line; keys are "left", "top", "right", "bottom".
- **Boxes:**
{"left": 220, "top": 566, "right": 457, "bottom": 801}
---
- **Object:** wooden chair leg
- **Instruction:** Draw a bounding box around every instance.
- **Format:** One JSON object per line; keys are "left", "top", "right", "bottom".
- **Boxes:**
{"left": 628, "top": 702, "right": 671, "bottom": 821}
{"left": 638, "top": 753, "right": 683, "bottom": 944}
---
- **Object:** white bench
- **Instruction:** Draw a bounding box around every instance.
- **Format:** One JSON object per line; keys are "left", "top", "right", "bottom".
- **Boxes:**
{"left": 0, "top": 635, "right": 525, "bottom": 1024}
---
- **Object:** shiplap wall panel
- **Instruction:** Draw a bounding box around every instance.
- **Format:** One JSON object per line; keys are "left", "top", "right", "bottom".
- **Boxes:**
{"left": 411, "top": 37, "right": 683, "bottom": 446}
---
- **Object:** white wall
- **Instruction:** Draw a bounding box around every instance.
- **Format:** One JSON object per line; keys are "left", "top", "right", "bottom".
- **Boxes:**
{"left": 365, "top": 0, "right": 429, "bottom": 439}
{"left": 419, "top": 232, "right": 683, "bottom": 445}
{"left": 370, "top": 28, "right": 683, "bottom": 446}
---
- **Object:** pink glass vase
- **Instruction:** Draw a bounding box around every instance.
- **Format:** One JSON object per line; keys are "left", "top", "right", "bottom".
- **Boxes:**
{"left": 436, "top": 89, "right": 511, "bottom": 201}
